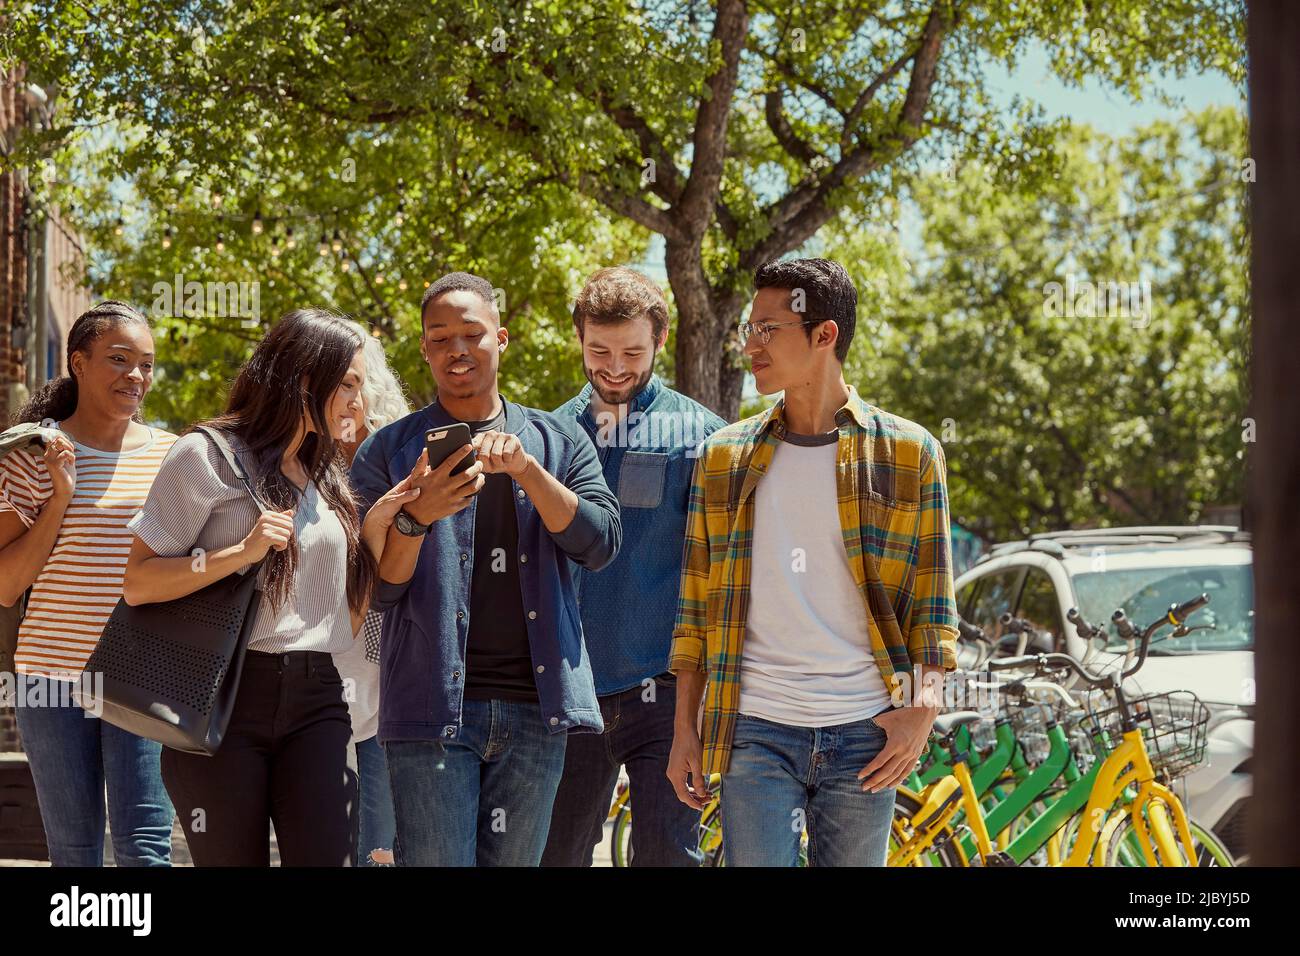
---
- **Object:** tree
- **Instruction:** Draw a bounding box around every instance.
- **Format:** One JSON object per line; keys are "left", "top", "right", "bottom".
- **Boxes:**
{"left": 5, "top": 0, "right": 1245, "bottom": 418}
{"left": 835, "top": 106, "right": 1249, "bottom": 541}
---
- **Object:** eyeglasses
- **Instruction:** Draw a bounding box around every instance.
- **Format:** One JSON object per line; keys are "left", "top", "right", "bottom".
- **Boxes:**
{"left": 737, "top": 319, "right": 812, "bottom": 345}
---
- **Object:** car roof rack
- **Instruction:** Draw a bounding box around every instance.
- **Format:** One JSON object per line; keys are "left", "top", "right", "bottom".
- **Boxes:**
{"left": 975, "top": 525, "right": 1250, "bottom": 563}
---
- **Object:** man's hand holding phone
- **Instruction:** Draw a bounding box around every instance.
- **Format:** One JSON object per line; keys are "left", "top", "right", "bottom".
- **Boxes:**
{"left": 403, "top": 446, "right": 485, "bottom": 525}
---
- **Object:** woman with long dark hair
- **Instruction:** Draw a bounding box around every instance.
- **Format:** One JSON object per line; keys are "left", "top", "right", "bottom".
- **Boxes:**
{"left": 122, "top": 309, "right": 417, "bottom": 866}
{"left": 0, "top": 300, "right": 176, "bottom": 866}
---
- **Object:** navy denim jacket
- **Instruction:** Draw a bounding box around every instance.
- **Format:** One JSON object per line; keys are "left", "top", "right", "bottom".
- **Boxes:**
{"left": 349, "top": 398, "right": 621, "bottom": 744}
{"left": 554, "top": 376, "right": 726, "bottom": 695}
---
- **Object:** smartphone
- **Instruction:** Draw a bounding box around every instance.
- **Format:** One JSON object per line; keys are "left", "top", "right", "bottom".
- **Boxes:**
{"left": 425, "top": 423, "right": 476, "bottom": 476}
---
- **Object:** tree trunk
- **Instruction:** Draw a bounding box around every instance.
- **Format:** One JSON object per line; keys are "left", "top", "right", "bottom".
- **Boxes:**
{"left": 664, "top": 238, "right": 750, "bottom": 421}
{"left": 1246, "top": 0, "right": 1300, "bottom": 866}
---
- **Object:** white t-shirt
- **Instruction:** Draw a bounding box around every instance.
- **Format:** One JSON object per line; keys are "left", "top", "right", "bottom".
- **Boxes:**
{"left": 738, "top": 432, "right": 893, "bottom": 726}
{"left": 335, "top": 610, "right": 381, "bottom": 741}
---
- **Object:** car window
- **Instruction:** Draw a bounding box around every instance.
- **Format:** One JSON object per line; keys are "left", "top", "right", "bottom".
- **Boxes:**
{"left": 1072, "top": 562, "right": 1253, "bottom": 654}
{"left": 966, "top": 568, "right": 1024, "bottom": 641}
{"left": 1016, "top": 567, "right": 1066, "bottom": 652}
{"left": 957, "top": 579, "right": 981, "bottom": 620}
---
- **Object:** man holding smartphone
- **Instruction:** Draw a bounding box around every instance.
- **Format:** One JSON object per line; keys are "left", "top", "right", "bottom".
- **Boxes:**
{"left": 350, "top": 271, "right": 621, "bottom": 867}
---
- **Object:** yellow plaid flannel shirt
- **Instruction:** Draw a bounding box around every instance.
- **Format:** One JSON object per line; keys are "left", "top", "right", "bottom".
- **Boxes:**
{"left": 669, "top": 385, "right": 959, "bottom": 775}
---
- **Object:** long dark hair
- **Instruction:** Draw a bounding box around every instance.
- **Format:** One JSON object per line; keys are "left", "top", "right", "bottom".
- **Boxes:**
{"left": 12, "top": 300, "right": 151, "bottom": 425}
{"left": 200, "top": 309, "right": 377, "bottom": 615}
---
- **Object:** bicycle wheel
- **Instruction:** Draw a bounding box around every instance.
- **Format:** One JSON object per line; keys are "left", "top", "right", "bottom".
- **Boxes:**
{"left": 890, "top": 788, "right": 966, "bottom": 867}
{"left": 1103, "top": 811, "right": 1235, "bottom": 866}
{"left": 611, "top": 803, "right": 633, "bottom": 868}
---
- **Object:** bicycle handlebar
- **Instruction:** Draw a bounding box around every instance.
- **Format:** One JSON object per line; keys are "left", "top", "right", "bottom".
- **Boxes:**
{"left": 1112, "top": 608, "right": 1135, "bottom": 641}
{"left": 998, "top": 613, "right": 1036, "bottom": 635}
{"left": 984, "top": 592, "right": 1210, "bottom": 687}
{"left": 1167, "top": 593, "right": 1210, "bottom": 626}
{"left": 1066, "top": 607, "right": 1095, "bottom": 640}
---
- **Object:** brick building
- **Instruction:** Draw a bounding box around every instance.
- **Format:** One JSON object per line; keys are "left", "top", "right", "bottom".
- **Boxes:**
{"left": 1, "top": 67, "right": 88, "bottom": 757}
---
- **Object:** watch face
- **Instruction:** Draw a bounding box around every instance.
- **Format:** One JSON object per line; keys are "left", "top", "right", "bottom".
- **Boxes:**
{"left": 396, "top": 510, "right": 421, "bottom": 534}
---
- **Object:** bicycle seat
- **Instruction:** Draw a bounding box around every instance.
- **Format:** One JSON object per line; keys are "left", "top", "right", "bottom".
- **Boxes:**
{"left": 932, "top": 711, "right": 984, "bottom": 738}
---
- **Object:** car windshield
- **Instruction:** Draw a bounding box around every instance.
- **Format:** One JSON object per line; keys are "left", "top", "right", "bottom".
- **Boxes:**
{"left": 1071, "top": 561, "right": 1254, "bottom": 654}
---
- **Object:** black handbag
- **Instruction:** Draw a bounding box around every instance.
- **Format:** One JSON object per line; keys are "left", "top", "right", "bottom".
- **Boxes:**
{"left": 75, "top": 426, "right": 268, "bottom": 755}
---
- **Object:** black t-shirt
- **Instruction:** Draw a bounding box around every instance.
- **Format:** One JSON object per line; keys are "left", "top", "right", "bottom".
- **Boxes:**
{"left": 457, "top": 402, "right": 537, "bottom": 703}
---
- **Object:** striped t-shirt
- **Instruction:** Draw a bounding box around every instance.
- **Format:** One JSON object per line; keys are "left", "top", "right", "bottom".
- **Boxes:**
{"left": 0, "top": 424, "right": 179, "bottom": 681}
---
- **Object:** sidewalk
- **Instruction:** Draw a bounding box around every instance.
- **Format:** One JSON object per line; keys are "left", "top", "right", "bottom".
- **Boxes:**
{"left": 2, "top": 816, "right": 616, "bottom": 867}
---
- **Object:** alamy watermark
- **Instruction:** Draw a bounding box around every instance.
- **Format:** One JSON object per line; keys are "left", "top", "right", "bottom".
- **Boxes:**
{"left": 151, "top": 273, "right": 261, "bottom": 328}
{"left": 592, "top": 410, "right": 718, "bottom": 458}
{"left": 0, "top": 669, "right": 105, "bottom": 716}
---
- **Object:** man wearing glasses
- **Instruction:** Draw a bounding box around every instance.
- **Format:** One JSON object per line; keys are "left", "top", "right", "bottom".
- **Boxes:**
{"left": 665, "top": 257, "right": 959, "bottom": 866}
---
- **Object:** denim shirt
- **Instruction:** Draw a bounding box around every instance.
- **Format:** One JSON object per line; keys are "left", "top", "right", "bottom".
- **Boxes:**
{"left": 554, "top": 376, "right": 726, "bottom": 695}
{"left": 349, "top": 398, "right": 622, "bottom": 743}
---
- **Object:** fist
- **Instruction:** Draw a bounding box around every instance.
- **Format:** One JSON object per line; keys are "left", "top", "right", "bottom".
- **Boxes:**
{"left": 473, "top": 430, "right": 531, "bottom": 478}
{"left": 241, "top": 509, "right": 295, "bottom": 562}
{"left": 43, "top": 435, "right": 77, "bottom": 501}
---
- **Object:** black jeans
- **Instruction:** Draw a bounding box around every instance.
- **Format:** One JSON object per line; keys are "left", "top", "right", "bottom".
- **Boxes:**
{"left": 162, "top": 650, "right": 357, "bottom": 866}
{"left": 541, "top": 672, "right": 702, "bottom": 867}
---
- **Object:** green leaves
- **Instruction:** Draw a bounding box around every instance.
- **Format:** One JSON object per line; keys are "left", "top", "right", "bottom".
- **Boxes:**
{"left": 840, "top": 106, "right": 1249, "bottom": 540}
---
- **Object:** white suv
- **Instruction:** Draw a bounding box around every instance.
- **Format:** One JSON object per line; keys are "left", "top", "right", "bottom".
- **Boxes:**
{"left": 954, "top": 526, "right": 1253, "bottom": 862}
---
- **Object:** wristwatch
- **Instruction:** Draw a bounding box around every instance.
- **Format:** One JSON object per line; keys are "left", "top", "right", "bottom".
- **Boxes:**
{"left": 394, "top": 508, "right": 432, "bottom": 537}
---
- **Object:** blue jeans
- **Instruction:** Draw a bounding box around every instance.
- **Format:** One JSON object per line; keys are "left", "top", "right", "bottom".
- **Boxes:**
{"left": 354, "top": 735, "right": 396, "bottom": 866}
{"left": 541, "top": 673, "right": 701, "bottom": 866}
{"left": 14, "top": 675, "right": 173, "bottom": 867}
{"left": 384, "top": 698, "right": 568, "bottom": 867}
{"left": 720, "top": 711, "right": 896, "bottom": 867}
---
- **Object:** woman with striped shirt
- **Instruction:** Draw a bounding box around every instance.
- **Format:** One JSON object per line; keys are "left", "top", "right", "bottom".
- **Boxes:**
{"left": 122, "top": 309, "right": 417, "bottom": 866}
{"left": 0, "top": 301, "right": 176, "bottom": 867}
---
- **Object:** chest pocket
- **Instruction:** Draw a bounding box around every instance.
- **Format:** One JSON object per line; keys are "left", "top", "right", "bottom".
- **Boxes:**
{"left": 618, "top": 451, "right": 669, "bottom": 509}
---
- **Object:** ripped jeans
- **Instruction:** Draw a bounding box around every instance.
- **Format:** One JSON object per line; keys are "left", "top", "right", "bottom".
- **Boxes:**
{"left": 354, "top": 735, "right": 396, "bottom": 866}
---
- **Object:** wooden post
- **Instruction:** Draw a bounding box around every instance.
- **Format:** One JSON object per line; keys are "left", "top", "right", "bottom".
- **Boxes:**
{"left": 1247, "top": 0, "right": 1300, "bottom": 866}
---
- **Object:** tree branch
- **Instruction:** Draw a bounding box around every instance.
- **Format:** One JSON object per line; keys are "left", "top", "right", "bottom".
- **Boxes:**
{"left": 764, "top": 88, "right": 820, "bottom": 164}
{"left": 675, "top": 0, "right": 749, "bottom": 240}
{"left": 740, "top": 1, "right": 951, "bottom": 271}
{"left": 841, "top": 44, "right": 917, "bottom": 150}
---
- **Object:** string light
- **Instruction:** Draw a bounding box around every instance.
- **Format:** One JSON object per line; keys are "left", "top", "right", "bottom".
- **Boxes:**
{"left": 270, "top": 236, "right": 281, "bottom": 258}
{"left": 285, "top": 227, "right": 296, "bottom": 249}
{"left": 215, "top": 232, "right": 226, "bottom": 252}
{"left": 251, "top": 210, "right": 264, "bottom": 235}
{"left": 161, "top": 226, "right": 172, "bottom": 249}
{"left": 398, "top": 278, "right": 408, "bottom": 291}
{"left": 212, "top": 192, "right": 223, "bottom": 209}
{"left": 113, "top": 216, "right": 124, "bottom": 236}
{"left": 331, "top": 229, "right": 342, "bottom": 252}
{"left": 374, "top": 272, "right": 384, "bottom": 284}
{"left": 318, "top": 234, "right": 329, "bottom": 256}
{"left": 340, "top": 258, "right": 351, "bottom": 272}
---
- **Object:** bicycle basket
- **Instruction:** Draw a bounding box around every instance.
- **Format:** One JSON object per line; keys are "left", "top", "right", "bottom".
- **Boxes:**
{"left": 1082, "top": 690, "right": 1210, "bottom": 780}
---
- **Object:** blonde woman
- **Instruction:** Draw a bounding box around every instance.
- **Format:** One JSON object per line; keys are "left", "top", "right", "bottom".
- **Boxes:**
{"left": 335, "top": 321, "right": 411, "bottom": 866}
